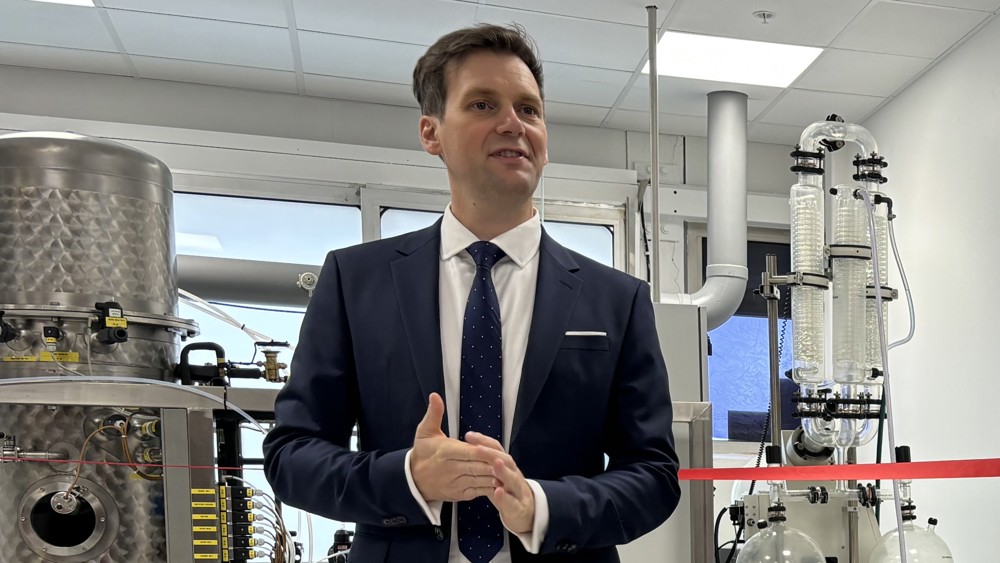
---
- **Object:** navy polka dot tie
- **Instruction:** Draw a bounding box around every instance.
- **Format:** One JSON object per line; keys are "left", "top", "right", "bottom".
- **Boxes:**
{"left": 458, "top": 241, "right": 506, "bottom": 562}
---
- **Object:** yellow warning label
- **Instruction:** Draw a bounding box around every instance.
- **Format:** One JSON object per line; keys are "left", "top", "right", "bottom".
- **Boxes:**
{"left": 221, "top": 524, "right": 228, "bottom": 536}
{"left": 193, "top": 539, "right": 218, "bottom": 546}
{"left": 220, "top": 498, "right": 227, "bottom": 511}
{"left": 193, "top": 514, "right": 217, "bottom": 521}
{"left": 220, "top": 513, "right": 227, "bottom": 524}
{"left": 221, "top": 537, "right": 228, "bottom": 549}
{"left": 193, "top": 555, "right": 219, "bottom": 560}
{"left": 39, "top": 351, "right": 81, "bottom": 363}
{"left": 106, "top": 317, "right": 128, "bottom": 328}
{"left": 2, "top": 356, "right": 37, "bottom": 362}
{"left": 222, "top": 550, "right": 229, "bottom": 561}
{"left": 191, "top": 502, "right": 217, "bottom": 509}
{"left": 191, "top": 488, "right": 216, "bottom": 496}
{"left": 193, "top": 526, "right": 217, "bottom": 533}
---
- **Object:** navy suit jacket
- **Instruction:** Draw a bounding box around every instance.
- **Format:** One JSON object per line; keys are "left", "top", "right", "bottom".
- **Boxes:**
{"left": 263, "top": 221, "right": 680, "bottom": 562}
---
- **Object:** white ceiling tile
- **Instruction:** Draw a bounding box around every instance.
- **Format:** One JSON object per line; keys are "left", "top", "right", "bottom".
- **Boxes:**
{"left": 543, "top": 102, "right": 609, "bottom": 127}
{"left": 604, "top": 109, "right": 707, "bottom": 135}
{"left": 484, "top": 0, "right": 674, "bottom": 28}
{"left": 748, "top": 122, "right": 805, "bottom": 145}
{"left": 476, "top": 6, "right": 648, "bottom": 71}
{"left": 0, "top": 43, "right": 131, "bottom": 76}
{"left": 0, "top": 0, "right": 118, "bottom": 51}
{"left": 303, "top": 74, "right": 419, "bottom": 107}
{"left": 132, "top": 56, "right": 298, "bottom": 94}
{"left": 543, "top": 63, "right": 631, "bottom": 106}
{"left": 299, "top": 32, "right": 425, "bottom": 84}
{"left": 668, "top": 0, "right": 870, "bottom": 47}
{"left": 620, "top": 77, "right": 782, "bottom": 120}
{"left": 833, "top": 2, "right": 989, "bottom": 58}
{"left": 108, "top": 10, "right": 295, "bottom": 70}
{"left": 794, "top": 49, "right": 932, "bottom": 98}
{"left": 897, "top": 0, "right": 1000, "bottom": 12}
{"left": 757, "top": 89, "right": 886, "bottom": 127}
{"left": 101, "top": 0, "right": 288, "bottom": 26}
{"left": 293, "top": 0, "right": 478, "bottom": 45}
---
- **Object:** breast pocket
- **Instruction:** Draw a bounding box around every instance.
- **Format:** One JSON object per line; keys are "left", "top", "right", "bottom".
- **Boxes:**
{"left": 560, "top": 334, "right": 610, "bottom": 351}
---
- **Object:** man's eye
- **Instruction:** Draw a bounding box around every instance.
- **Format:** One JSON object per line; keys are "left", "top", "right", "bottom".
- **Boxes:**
{"left": 522, "top": 106, "right": 539, "bottom": 116}
{"left": 472, "top": 101, "right": 490, "bottom": 110}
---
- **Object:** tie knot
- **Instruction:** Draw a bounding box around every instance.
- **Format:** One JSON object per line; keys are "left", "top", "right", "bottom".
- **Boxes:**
{"left": 467, "top": 241, "right": 506, "bottom": 270}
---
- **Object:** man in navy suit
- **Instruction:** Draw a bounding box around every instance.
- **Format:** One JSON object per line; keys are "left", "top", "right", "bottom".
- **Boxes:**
{"left": 263, "top": 24, "right": 680, "bottom": 562}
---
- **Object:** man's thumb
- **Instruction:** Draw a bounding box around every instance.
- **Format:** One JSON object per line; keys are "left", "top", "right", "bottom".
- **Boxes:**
{"left": 415, "top": 393, "right": 445, "bottom": 438}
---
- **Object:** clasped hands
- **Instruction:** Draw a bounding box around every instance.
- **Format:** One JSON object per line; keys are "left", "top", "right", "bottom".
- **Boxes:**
{"left": 410, "top": 393, "right": 535, "bottom": 534}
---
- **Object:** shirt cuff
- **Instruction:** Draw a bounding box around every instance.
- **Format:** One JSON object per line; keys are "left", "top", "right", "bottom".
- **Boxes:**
{"left": 508, "top": 479, "right": 549, "bottom": 554}
{"left": 403, "top": 449, "right": 443, "bottom": 525}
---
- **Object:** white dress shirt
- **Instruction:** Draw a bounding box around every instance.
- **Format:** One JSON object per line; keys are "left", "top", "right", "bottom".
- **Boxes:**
{"left": 403, "top": 205, "right": 550, "bottom": 562}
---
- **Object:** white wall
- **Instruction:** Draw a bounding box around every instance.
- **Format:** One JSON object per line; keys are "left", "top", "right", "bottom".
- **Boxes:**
{"left": 861, "top": 13, "right": 1000, "bottom": 561}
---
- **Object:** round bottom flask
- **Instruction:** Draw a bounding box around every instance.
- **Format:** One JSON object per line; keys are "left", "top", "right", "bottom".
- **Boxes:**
{"left": 736, "top": 520, "right": 826, "bottom": 563}
{"left": 869, "top": 518, "right": 954, "bottom": 562}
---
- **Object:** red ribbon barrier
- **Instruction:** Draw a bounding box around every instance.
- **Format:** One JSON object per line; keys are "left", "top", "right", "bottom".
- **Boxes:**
{"left": 680, "top": 458, "right": 1000, "bottom": 481}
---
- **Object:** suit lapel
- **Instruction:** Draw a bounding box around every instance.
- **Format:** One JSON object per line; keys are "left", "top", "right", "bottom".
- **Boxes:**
{"left": 391, "top": 221, "right": 449, "bottom": 436}
{"left": 510, "top": 231, "right": 582, "bottom": 447}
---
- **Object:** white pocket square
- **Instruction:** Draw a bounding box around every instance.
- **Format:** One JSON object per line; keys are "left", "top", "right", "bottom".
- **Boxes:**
{"left": 564, "top": 331, "right": 607, "bottom": 336}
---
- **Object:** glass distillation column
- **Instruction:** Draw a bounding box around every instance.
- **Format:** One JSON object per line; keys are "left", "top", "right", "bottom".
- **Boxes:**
{"left": 861, "top": 154, "right": 892, "bottom": 447}
{"left": 829, "top": 182, "right": 870, "bottom": 448}
{"left": 788, "top": 147, "right": 835, "bottom": 446}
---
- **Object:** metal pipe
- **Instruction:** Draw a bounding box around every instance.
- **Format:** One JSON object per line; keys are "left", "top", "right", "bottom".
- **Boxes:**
{"left": 847, "top": 447, "right": 860, "bottom": 563}
{"left": 18, "top": 450, "right": 70, "bottom": 461}
{"left": 662, "top": 91, "right": 749, "bottom": 330}
{"left": 766, "top": 255, "right": 782, "bottom": 448}
{"left": 646, "top": 4, "right": 661, "bottom": 301}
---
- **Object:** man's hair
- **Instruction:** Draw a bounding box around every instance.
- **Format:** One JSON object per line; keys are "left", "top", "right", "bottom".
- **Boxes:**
{"left": 412, "top": 23, "right": 544, "bottom": 118}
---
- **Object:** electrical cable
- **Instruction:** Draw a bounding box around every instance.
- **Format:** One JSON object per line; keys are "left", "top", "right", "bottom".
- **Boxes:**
{"left": 208, "top": 301, "right": 306, "bottom": 316}
{"left": 63, "top": 424, "right": 124, "bottom": 498}
{"left": 0, "top": 376, "right": 268, "bottom": 434}
{"left": 638, "top": 195, "right": 652, "bottom": 283}
{"left": 714, "top": 506, "right": 728, "bottom": 563}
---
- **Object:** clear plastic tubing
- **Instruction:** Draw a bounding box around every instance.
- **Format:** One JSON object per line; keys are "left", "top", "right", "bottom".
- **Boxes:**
{"left": 790, "top": 172, "right": 827, "bottom": 385}
{"left": 832, "top": 186, "right": 869, "bottom": 386}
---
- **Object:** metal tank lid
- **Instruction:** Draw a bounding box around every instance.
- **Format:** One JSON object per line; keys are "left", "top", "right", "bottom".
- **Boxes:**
{"left": 0, "top": 131, "right": 172, "bottom": 188}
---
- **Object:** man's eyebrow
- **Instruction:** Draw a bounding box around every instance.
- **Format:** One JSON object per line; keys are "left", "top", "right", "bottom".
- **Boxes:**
{"left": 459, "top": 87, "right": 543, "bottom": 106}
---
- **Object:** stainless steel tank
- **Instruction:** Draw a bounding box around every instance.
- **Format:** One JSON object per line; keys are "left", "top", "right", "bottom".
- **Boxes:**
{"left": 0, "top": 131, "right": 196, "bottom": 380}
{"left": 0, "top": 132, "right": 197, "bottom": 562}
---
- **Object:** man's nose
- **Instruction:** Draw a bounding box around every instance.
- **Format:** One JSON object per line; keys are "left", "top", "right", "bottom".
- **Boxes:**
{"left": 495, "top": 106, "right": 526, "bottom": 136}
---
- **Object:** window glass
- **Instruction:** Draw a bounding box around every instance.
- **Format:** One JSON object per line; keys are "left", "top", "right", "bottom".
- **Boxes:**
{"left": 174, "top": 193, "right": 362, "bottom": 265}
{"left": 542, "top": 221, "right": 614, "bottom": 267}
{"left": 708, "top": 315, "right": 794, "bottom": 440}
{"left": 380, "top": 208, "right": 441, "bottom": 238}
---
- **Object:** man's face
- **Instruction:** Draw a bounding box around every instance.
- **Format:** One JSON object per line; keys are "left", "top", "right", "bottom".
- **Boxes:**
{"left": 419, "top": 50, "right": 548, "bottom": 208}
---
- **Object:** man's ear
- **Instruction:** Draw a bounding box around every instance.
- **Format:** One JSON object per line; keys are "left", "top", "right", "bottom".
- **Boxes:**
{"left": 419, "top": 115, "right": 442, "bottom": 156}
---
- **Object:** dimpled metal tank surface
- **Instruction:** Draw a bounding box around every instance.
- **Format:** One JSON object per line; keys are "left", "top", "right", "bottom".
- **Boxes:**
{"left": 0, "top": 132, "right": 190, "bottom": 562}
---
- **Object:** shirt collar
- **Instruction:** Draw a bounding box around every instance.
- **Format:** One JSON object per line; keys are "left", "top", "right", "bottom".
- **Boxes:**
{"left": 441, "top": 204, "right": 541, "bottom": 268}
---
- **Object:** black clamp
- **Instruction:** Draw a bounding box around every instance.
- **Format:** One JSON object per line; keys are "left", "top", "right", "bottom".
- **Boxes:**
{"left": 853, "top": 153, "right": 889, "bottom": 185}
{"left": 0, "top": 311, "right": 18, "bottom": 344}
{"left": 790, "top": 146, "right": 825, "bottom": 176}
{"left": 857, "top": 484, "right": 881, "bottom": 508}
{"left": 93, "top": 301, "right": 129, "bottom": 345}
{"left": 807, "top": 486, "right": 830, "bottom": 504}
{"left": 767, "top": 503, "right": 788, "bottom": 522}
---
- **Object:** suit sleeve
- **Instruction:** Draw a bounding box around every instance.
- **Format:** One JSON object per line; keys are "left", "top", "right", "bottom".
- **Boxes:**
{"left": 262, "top": 251, "right": 429, "bottom": 526}
{"left": 536, "top": 281, "right": 681, "bottom": 553}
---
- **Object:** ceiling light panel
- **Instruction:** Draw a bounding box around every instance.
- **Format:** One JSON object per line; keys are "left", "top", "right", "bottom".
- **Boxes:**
{"left": 642, "top": 32, "right": 822, "bottom": 88}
